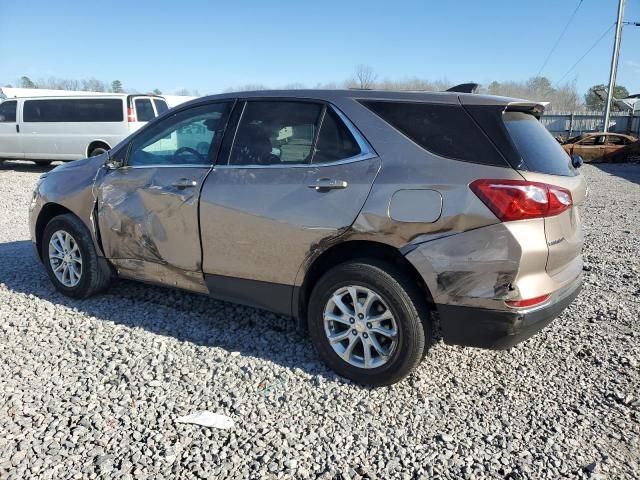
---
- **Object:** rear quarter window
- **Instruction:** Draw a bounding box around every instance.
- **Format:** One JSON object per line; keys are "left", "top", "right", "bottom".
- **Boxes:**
{"left": 359, "top": 100, "right": 507, "bottom": 166}
{"left": 503, "top": 112, "right": 575, "bottom": 176}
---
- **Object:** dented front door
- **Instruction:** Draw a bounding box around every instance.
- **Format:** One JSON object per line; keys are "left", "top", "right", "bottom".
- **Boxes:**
{"left": 97, "top": 166, "right": 210, "bottom": 292}
{"left": 96, "top": 101, "right": 233, "bottom": 293}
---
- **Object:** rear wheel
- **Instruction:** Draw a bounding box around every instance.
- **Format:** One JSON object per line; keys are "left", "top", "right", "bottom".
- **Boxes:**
{"left": 89, "top": 146, "right": 108, "bottom": 157}
{"left": 308, "top": 260, "right": 429, "bottom": 386}
{"left": 42, "top": 214, "right": 111, "bottom": 298}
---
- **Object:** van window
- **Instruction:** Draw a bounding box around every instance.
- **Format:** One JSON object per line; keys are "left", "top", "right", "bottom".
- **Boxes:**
{"left": 313, "top": 108, "right": 361, "bottom": 163}
{"left": 23, "top": 99, "right": 123, "bottom": 122}
{"left": 228, "top": 101, "right": 323, "bottom": 166}
{"left": 135, "top": 98, "right": 155, "bottom": 121}
{"left": 360, "top": 100, "right": 504, "bottom": 166}
{"left": 0, "top": 101, "right": 17, "bottom": 122}
{"left": 503, "top": 112, "right": 574, "bottom": 176}
{"left": 154, "top": 99, "right": 169, "bottom": 116}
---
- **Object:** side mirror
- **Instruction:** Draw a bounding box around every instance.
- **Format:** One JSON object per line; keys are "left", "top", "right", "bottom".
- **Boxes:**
{"left": 571, "top": 154, "right": 584, "bottom": 168}
{"left": 105, "top": 158, "right": 124, "bottom": 170}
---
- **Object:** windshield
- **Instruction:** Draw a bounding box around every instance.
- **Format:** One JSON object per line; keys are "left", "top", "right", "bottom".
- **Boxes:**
{"left": 503, "top": 111, "right": 575, "bottom": 176}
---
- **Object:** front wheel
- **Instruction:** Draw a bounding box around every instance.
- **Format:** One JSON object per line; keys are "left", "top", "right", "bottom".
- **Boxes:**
{"left": 308, "top": 260, "right": 430, "bottom": 386}
{"left": 42, "top": 214, "right": 111, "bottom": 298}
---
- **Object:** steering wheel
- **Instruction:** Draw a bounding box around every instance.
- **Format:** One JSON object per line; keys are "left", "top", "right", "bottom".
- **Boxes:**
{"left": 174, "top": 147, "right": 204, "bottom": 163}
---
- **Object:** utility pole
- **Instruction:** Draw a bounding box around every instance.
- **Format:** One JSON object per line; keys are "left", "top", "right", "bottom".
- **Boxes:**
{"left": 603, "top": 0, "right": 625, "bottom": 132}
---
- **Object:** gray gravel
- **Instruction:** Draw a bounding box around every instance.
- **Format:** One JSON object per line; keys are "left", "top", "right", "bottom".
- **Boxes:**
{"left": 0, "top": 160, "right": 639, "bottom": 479}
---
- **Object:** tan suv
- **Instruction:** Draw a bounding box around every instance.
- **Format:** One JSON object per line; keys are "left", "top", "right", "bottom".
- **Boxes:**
{"left": 29, "top": 90, "right": 585, "bottom": 386}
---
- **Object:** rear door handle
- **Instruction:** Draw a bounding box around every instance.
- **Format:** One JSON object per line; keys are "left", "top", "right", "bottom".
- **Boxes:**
{"left": 172, "top": 178, "right": 198, "bottom": 189}
{"left": 307, "top": 178, "right": 348, "bottom": 192}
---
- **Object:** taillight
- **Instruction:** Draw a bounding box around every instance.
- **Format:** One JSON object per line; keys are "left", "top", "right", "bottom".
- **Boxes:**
{"left": 127, "top": 107, "right": 136, "bottom": 122}
{"left": 505, "top": 294, "right": 550, "bottom": 308}
{"left": 470, "top": 179, "right": 572, "bottom": 222}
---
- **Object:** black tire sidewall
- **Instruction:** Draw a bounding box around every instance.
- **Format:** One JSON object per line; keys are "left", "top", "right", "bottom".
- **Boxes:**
{"left": 42, "top": 216, "right": 95, "bottom": 298}
{"left": 89, "top": 148, "right": 106, "bottom": 157}
{"left": 308, "top": 261, "right": 427, "bottom": 385}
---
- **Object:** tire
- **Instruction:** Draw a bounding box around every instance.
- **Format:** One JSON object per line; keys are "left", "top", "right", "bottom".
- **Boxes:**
{"left": 35, "top": 160, "right": 52, "bottom": 166}
{"left": 89, "top": 146, "right": 108, "bottom": 157}
{"left": 41, "top": 214, "right": 111, "bottom": 298}
{"left": 308, "top": 260, "right": 430, "bottom": 386}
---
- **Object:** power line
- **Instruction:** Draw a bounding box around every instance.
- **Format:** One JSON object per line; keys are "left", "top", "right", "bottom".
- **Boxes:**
{"left": 536, "top": 0, "right": 584, "bottom": 77}
{"left": 555, "top": 22, "right": 616, "bottom": 85}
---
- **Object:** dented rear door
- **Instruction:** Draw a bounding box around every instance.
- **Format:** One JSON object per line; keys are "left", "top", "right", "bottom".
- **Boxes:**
{"left": 97, "top": 101, "right": 233, "bottom": 292}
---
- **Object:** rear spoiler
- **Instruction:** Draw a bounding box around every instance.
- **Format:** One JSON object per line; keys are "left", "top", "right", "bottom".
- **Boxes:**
{"left": 505, "top": 101, "right": 548, "bottom": 118}
{"left": 460, "top": 95, "right": 548, "bottom": 118}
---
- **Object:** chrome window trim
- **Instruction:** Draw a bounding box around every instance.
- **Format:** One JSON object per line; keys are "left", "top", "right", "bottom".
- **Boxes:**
{"left": 219, "top": 104, "right": 377, "bottom": 170}
{"left": 214, "top": 152, "right": 378, "bottom": 170}
{"left": 116, "top": 164, "right": 213, "bottom": 170}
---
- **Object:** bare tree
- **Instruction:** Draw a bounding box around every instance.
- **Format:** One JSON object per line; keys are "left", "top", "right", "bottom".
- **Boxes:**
{"left": 353, "top": 64, "right": 377, "bottom": 89}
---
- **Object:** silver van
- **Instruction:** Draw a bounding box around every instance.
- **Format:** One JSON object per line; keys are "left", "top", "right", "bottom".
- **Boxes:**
{"left": 0, "top": 94, "right": 168, "bottom": 165}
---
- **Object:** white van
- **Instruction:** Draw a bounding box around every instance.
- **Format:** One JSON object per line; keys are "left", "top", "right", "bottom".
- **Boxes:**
{"left": 0, "top": 94, "right": 169, "bottom": 165}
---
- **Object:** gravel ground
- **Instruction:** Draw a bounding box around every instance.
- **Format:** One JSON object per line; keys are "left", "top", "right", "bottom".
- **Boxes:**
{"left": 0, "top": 160, "right": 638, "bottom": 480}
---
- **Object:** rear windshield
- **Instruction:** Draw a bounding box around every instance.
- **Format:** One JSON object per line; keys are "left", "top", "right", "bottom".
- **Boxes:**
{"left": 154, "top": 99, "right": 169, "bottom": 115}
{"left": 503, "top": 112, "right": 574, "bottom": 176}
{"left": 360, "top": 100, "right": 507, "bottom": 167}
{"left": 135, "top": 98, "right": 155, "bottom": 121}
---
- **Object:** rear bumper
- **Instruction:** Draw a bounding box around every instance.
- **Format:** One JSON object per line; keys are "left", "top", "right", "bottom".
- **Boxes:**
{"left": 436, "top": 274, "right": 582, "bottom": 349}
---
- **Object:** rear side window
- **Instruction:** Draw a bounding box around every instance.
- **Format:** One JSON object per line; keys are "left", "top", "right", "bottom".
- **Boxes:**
{"left": 503, "top": 112, "right": 574, "bottom": 176}
{"left": 135, "top": 98, "right": 155, "bottom": 121}
{"left": 0, "top": 101, "right": 17, "bottom": 122}
{"left": 23, "top": 99, "right": 124, "bottom": 122}
{"left": 153, "top": 99, "right": 169, "bottom": 116}
{"left": 360, "top": 100, "right": 504, "bottom": 166}
{"left": 228, "top": 101, "right": 323, "bottom": 166}
{"left": 313, "top": 108, "right": 361, "bottom": 163}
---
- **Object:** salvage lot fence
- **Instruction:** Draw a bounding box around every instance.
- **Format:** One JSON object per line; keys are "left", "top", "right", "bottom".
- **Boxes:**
{"left": 541, "top": 111, "right": 640, "bottom": 139}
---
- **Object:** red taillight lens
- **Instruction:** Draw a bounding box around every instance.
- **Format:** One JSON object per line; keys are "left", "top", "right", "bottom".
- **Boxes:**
{"left": 470, "top": 179, "right": 572, "bottom": 221}
{"left": 505, "top": 294, "right": 550, "bottom": 308}
{"left": 127, "top": 107, "right": 136, "bottom": 122}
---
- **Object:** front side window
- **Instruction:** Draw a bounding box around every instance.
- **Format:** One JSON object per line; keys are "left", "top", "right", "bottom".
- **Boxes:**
{"left": 128, "top": 102, "right": 232, "bottom": 167}
{"left": 135, "top": 98, "right": 155, "bottom": 122}
{"left": 576, "top": 136, "right": 597, "bottom": 146}
{"left": 313, "top": 108, "right": 361, "bottom": 164}
{"left": 0, "top": 101, "right": 17, "bottom": 122}
{"left": 228, "top": 101, "right": 323, "bottom": 166}
{"left": 23, "top": 99, "right": 123, "bottom": 122}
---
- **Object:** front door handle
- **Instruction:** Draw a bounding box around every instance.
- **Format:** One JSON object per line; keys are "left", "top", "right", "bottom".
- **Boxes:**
{"left": 172, "top": 178, "right": 198, "bottom": 189}
{"left": 307, "top": 178, "right": 348, "bottom": 192}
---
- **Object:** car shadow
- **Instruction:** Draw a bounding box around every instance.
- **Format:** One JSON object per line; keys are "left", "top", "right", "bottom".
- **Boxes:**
{"left": 590, "top": 162, "right": 640, "bottom": 186}
{"left": 0, "top": 159, "right": 59, "bottom": 173}
{"left": 0, "top": 239, "right": 346, "bottom": 383}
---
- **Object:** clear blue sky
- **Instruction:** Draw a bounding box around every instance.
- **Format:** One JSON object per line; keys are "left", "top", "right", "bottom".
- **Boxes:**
{"left": 1, "top": 0, "right": 638, "bottom": 96}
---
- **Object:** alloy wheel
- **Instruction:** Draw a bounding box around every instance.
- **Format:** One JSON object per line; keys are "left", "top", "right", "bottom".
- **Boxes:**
{"left": 323, "top": 285, "right": 398, "bottom": 369}
{"left": 48, "top": 230, "right": 83, "bottom": 288}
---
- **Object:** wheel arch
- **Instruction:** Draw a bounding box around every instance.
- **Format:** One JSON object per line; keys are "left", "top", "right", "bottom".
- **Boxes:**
{"left": 86, "top": 140, "right": 111, "bottom": 157}
{"left": 35, "top": 203, "right": 76, "bottom": 261}
{"left": 296, "top": 240, "right": 434, "bottom": 324}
